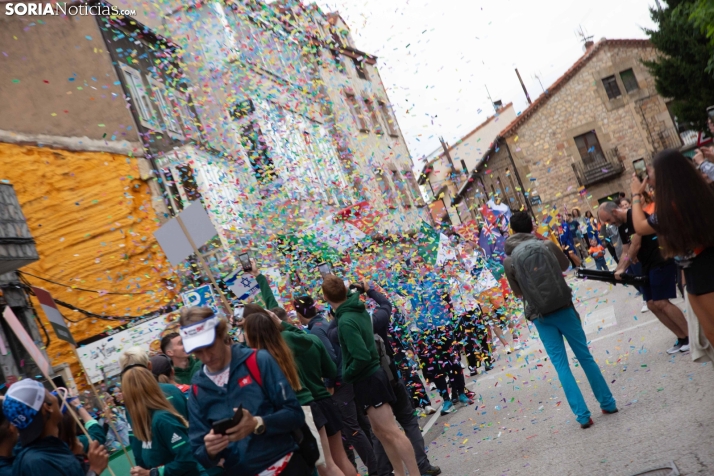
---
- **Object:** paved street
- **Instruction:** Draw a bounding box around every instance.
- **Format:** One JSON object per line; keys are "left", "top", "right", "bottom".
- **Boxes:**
{"left": 419, "top": 268, "right": 714, "bottom": 476}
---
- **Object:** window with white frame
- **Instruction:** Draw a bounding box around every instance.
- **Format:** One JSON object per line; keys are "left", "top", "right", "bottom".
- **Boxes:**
{"left": 174, "top": 92, "right": 201, "bottom": 140}
{"left": 119, "top": 63, "right": 157, "bottom": 130}
{"left": 377, "top": 99, "right": 399, "bottom": 137}
{"left": 402, "top": 169, "right": 425, "bottom": 207}
{"left": 390, "top": 169, "right": 411, "bottom": 207}
{"left": 345, "top": 92, "right": 369, "bottom": 132}
{"left": 148, "top": 77, "right": 184, "bottom": 140}
{"left": 363, "top": 97, "right": 383, "bottom": 134}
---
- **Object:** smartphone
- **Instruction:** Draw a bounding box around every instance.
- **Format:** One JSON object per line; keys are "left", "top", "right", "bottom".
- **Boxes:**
{"left": 632, "top": 158, "right": 647, "bottom": 182}
{"left": 238, "top": 253, "right": 252, "bottom": 272}
{"left": 212, "top": 405, "right": 244, "bottom": 435}
{"left": 317, "top": 262, "right": 331, "bottom": 277}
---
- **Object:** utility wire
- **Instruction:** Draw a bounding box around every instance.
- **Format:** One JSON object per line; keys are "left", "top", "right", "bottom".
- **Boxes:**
{"left": 19, "top": 271, "right": 153, "bottom": 295}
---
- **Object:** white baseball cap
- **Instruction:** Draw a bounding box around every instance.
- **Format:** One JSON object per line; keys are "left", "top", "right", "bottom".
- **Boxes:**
{"left": 179, "top": 316, "right": 221, "bottom": 353}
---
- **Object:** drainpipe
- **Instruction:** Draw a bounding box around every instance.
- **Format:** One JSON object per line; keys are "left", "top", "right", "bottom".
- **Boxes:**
{"left": 503, "top": 138, "right": 535, "bottom": 221}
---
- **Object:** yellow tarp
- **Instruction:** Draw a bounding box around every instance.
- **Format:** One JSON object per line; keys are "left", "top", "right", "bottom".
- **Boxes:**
{"left": 0, "top": 142, "right": 179, "bottom": 384}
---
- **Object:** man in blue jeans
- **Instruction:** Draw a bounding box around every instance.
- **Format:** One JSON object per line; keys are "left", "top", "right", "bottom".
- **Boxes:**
{"left": 504, "top": 212, "right": 617, "bottom": 429}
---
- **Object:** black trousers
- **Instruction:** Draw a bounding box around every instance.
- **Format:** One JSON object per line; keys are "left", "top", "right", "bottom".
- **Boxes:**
{"left": 332, "top": 383, "right": 377, "bottom": 474}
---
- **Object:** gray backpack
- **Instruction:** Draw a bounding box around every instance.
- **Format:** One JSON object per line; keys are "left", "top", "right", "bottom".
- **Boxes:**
{"left": 511, "top": 240, "right": 572, "bottom": 318}
{"left": 374, "top": 333, "right": 395, "bottom": 382}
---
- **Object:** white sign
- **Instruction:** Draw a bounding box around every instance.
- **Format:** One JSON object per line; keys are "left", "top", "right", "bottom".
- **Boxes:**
{"left": 76, "top": 314, "right": 176, "bottom": 384}
{"left": 153, "top": 201, "right": 218, "bottom": 267}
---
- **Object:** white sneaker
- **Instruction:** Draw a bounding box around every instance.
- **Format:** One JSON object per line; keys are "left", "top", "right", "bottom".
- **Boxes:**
{"left": 680, "top": 344, "right": 691, "bottom": 353}
{"left": 666, "top": 340, "right": 683, "bottom": 354}
{"left": 641, "top": 304, "right": 649, "bottom": 313}
{"left": 424, "top": 405, "right": 437, "bottom": 415}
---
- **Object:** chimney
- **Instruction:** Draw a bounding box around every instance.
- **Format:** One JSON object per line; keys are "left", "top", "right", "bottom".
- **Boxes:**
{"left": 584, "top": 39, "right": 595, "bottom": 51}
{"left": 493, "top": 100, "right": 503, "bottom": 111}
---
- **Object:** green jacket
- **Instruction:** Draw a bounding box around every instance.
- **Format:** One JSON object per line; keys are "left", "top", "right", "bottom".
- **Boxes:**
{"left": 160, "top": 383, "right": 188, "bottom": 420}
{"left": 336, "top": 292, "right": 380, "bottom": 384}
{"left": 174, "top": 356, "right": 202, "bottom": 385}
{"left": 140, "top": 410, "right": 206, "bottom": 476}
{"left": 280, "top": 322, "right": 336, "bottom": 403}
{"left": 257, "top": 274, "right": 335, "bottom": 403}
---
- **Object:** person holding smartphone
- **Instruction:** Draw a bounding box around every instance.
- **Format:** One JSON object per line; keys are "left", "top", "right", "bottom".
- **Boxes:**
{"left": 181, "top": 306, "right": 306, "bottom": 476}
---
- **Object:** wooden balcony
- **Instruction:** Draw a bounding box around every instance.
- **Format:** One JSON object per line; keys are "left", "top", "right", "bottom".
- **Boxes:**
{"left": 571, "top": 147, "right": 625, "bottom": 187}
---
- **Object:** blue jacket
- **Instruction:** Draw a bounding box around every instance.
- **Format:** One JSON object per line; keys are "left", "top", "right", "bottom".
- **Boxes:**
{"left": 12, "top": 437, "right": 83, "bottom": 476}
{"left": 187, "top": 345, "right": 304, "bottom": 476}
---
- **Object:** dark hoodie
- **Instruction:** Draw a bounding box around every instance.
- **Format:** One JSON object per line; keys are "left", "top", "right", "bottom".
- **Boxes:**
{"left": 12, "top": 437, "right": 84, "bottom": 476}
{"left": 187, "top": 346, "right": 304, "bottom": 476}
{"left": 336, "top": 292, "right": 380, "bottom": 384}
{"left": 503, "top": 233, "right": 570, "bottom": 321}
{"left": 256, "top": 272, "right": 335, "bottom": 403}
{"left": 280, "top": 321, "right": 336, "bottom": 404}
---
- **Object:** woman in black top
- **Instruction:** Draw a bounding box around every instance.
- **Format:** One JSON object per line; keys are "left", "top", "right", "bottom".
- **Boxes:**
{"left": 630, "top": 149, "right": 714, "bottom": 345}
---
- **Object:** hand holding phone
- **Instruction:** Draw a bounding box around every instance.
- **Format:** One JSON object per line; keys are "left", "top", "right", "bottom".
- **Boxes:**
{"left": 632, "top": 158, "right": 647, "bottom": 182}
{"left": 238, "top": 253, "right": 252, "bottom": 273}
{"left": 317, "top": 263, "right": 331, "bottom": 277}
{"left": 212, "top": 405, "right": 244, "bottom": 435}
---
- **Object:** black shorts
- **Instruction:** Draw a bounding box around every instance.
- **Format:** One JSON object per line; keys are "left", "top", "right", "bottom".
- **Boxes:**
{"left": 309, "top": 398, "right": 343, "bottom": 437}
{"left": 642, "top": 261, "right": 677, "bottom": 302}
{"left": 353, "top": 368, "right": 396, "bottom": 412}
{"left": 684, "top": 247, "right": 714, "bottom": 296}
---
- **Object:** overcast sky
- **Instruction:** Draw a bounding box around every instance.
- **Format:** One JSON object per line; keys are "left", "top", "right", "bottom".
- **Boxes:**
{"left": 314, "top": 0, "right": 658, "bottom": 164}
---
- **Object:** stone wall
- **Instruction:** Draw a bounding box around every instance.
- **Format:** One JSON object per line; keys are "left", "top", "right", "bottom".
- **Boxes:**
{"left": 504, "top": 43, "right": 674, "bottom": 215}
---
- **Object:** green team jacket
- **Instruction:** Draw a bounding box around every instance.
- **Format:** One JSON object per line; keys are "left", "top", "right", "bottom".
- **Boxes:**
{"left": 336, "top": 292, "right": 380, "bottom": 384}
{"left": 257, "top": 274, "right": 336, "bottom": 404}
{"left": 138, "top": 409, "right": 206, "bottom": 476}
{"left": 174, "top": 356, "right": 203, "bottom": 385}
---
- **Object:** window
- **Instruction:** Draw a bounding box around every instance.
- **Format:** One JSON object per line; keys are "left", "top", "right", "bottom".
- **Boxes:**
{"left": 175, "top": 93, "right": 201, "bottom": 140}
{"left": 363, "top": 97, "right": 383, "bottom": 134}
{"left": 374, "top": 168, "right": 396, "bottom": 208}
{"left": 390, "top": 169, "right": 411, "bottom": 207}
{"left": 160, "top": 168, "right": 183, "bottom": 213}
{"left": 331, "top": 49, "right": 346, "bottom": 74}
{"left": 602, "top": 75, "right": 621, "bottom": 100}
{"left": 119, "top": 63, "right": 156, "bottom": 129}
{"left": 377, "top": 99, "right": 399, "bottom": 137}
{"left": 574, "top": 131, "right": 604, "bottom": 165}
{"left": 240, "top": 121, "right": 275, "bottom": 184}
{"left": 402, "top": 170, "right": 425, "bottom": 207}
{"left": 175, "top": 164, "right": 202, "bottom": 202}
{"left": 345, "top": 92, "right": 369, "bottom": 132}
{"left": 352, "top": 57, "right": 369, "bottom": 80}
{"left": 148, "top": 78, "right": 184, "bottom": 140}
{"left": 620, "top": 68, "right": 639, "bottom": 93}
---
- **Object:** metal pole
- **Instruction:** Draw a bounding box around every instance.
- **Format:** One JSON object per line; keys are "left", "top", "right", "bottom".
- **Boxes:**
{"left": 503, "top": 139, "right": 535, "bottom": 221}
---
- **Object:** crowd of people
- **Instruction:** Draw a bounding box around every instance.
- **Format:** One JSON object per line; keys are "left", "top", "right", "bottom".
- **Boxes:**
{"left": 0, "top": 133, "right": 712, "bottom": 475}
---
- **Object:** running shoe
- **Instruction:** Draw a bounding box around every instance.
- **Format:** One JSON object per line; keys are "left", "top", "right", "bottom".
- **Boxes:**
{"left": 680, "top": 344, "right": 691, "bottom": 353}
{"left": 641, "top": 304, "right": 649, "bottom": 313}
{"left": 458, "top": 393, "right": 474, "bottom": 405}
{"left": 601, "top": 408, "right": 619, "bottom": 415}
{"left": 667, "top": 340, "right": 683, "bottom": 354}
{"left": 440, "top": 401, "right": 456, "bottom": 415}
{"left": 469, "top": 367, "right": 478, "bottom": 377}
{"left": 424, "top": 405, "right": 437, "bottom": 415}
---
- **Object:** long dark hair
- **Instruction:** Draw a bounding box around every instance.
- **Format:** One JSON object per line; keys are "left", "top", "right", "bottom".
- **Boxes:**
{"left": 652, "top": 149, "right": 714, "bottom": 257}
{"left": 243, "top": 312, "right": 302, "bottom": 391}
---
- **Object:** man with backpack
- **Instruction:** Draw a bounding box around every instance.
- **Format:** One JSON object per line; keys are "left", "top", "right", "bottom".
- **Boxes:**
{"left": 504, "top": 212, "right": 617, "bottom": 429}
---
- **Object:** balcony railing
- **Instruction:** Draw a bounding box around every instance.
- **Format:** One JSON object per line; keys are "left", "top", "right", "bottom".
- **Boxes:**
{"left": 655, "top": 127, "right": 683, "bottom": 152}
{"left": 571, "top": 147, "right": 625, "bottom": 187}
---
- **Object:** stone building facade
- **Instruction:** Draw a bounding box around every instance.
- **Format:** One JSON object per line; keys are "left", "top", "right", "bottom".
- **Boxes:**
{"left": 500, "top": 39, "right": 682, "bottom": 214}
